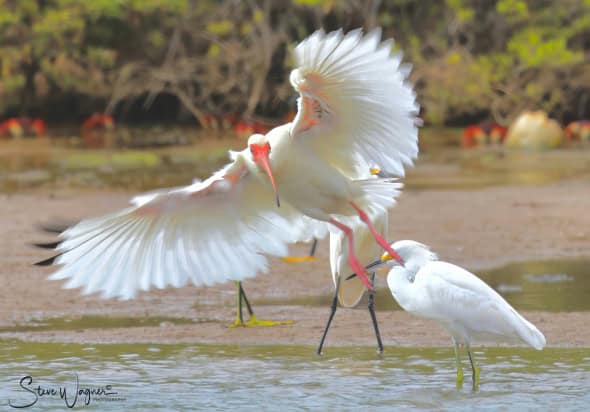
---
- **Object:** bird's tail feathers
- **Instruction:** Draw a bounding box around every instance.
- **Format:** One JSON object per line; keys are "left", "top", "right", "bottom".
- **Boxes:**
{"left": 511, "top": 308, "right": 546, "bottom": 350}
{"left": 356, "top": 178, "right": 402, "bottom": 218}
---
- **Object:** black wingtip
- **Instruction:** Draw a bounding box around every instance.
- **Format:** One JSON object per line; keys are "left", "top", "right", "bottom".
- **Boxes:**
{"left": 34, "top": 254, "right": 59, "bottom": 266}
{"left": 37, "top": 221, "right": 73, "bottom": 234}
{"left": 32, "top": 241, "right": 61, "bottom": 249}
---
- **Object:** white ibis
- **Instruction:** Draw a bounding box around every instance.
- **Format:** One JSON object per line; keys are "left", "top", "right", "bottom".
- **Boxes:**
{"left": 36, "top": 29, "right": 419, "bottom": 323}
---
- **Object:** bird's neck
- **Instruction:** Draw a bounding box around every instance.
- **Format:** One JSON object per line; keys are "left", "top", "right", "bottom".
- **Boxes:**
{"left": 386, "top": 266, "right": 418, "bottom": 311}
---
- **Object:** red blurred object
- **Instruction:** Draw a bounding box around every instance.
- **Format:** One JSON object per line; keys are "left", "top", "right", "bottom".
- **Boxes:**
{"left": 462, "top": 125, "right": 486, "bottom": 148}
{"left": 0, "top": 117, "right": 47, "bottom": 138}
{"left": 462, "top": 122, "right": 507, "bottom": 148}
{"left": 565, "top": 120, "right": 590, "bottom": 141}
{"left": 81, "top": 113, "right": 115, "bottom": 148}
{"left": 31, "top": 118, "right": 47, "bottom": 136}
{"left": 234, "top": 117, "right": 275, "bottom": 139}
{"left": 235, "top": 118, "right": 256, "bottom": 139}
{"left": 489, "top": 125, "right": 508, "bottom": 144}
{"left": 82, "top": 113, "right": 115, "bottom": 131}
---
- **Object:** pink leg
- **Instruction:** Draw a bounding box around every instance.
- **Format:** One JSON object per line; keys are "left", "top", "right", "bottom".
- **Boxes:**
{"left": 329, "top": 219, "right": 374, "bottom": 291}
{"left": 350, "top": 202, "right": 404, "bottom": 265}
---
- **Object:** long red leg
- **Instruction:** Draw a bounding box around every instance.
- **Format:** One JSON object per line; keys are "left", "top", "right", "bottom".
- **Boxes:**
{"left": 329, "top": 219, "right": 374, "bottom": 291}
{"left": 350, "top": 202, "right": 404, "bottom": 265}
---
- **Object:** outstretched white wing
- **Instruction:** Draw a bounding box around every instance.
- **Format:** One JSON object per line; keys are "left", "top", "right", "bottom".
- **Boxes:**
{"left": 43, "top": 151, "right": 327, "bottom": 299}
{"left": 289, "top": 28, "right": 419, "bottom": 178}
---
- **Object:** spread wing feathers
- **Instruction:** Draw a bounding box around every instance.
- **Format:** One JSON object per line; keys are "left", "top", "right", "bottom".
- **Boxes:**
{"left": 44, "top": 153, "right": 327, "bottom": 300}
{"left": 418, "top": 262, "right": 546, "bottom": 349}
{"left": 290, "top": 28, "right": 419, "bottom": 178}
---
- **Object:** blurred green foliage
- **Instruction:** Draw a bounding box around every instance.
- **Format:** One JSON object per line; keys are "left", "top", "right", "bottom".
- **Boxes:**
{"left": 0, "top": 0, "right": 588, "bottom": 125}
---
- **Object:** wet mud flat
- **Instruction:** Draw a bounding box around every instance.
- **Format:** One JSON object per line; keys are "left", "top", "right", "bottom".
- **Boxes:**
{"left": 0, "top": 173, "right": 589, "bottom": 346}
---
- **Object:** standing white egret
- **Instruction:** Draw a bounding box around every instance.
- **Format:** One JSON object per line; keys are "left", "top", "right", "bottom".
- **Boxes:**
{"left": 35, "top": 29, "right": 418, "bottom": 318}
{"left": 366, "top": 240, "right": 546, "bottom": 388}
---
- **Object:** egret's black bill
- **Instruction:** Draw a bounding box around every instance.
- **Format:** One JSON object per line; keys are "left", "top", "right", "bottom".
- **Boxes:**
{"left": 345, "top": 258, "right": 383, "bottom": 280}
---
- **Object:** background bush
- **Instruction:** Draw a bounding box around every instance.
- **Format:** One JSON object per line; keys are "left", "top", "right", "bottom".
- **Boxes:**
{"left": 0, "top": 0, "right": 588, "bottom": 125}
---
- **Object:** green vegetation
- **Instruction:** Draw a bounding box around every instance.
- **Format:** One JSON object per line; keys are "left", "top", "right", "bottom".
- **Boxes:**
{"left": 0, "top": 0, "right": 588, "bottom": 125}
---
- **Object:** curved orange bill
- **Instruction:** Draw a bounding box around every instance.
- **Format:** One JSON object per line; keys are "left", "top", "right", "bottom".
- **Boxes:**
{"left": 251, "top": 143, "right": 280, "bottom": 207}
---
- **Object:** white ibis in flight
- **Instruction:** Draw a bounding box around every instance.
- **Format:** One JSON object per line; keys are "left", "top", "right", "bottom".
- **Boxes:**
{"left": 36, "top": 29, "right": 419, "bottom": 330}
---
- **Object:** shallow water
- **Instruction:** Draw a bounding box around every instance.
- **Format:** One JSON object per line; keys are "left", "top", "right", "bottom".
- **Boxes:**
{"left": 0, "top": 316, "right": 196, "bottom": 334}
{"left": 0, "top": 341, "right": 588, "bottom": 411}
{"left": 262, "top": 258, "right": 590, "bottom": 312}
{"left": 478, "top": 259, "right": 590, "bottom": 312}
{"left": 1, "top": 129, "right": 590, "bottom": 193}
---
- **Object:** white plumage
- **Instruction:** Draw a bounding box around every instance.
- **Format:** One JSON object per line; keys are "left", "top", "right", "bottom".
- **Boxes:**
{"left": 289, "top": 28, "right": 418, "bottom": 178}
{"left": 50, "top": 155, "right": 326, "bottom": 299}
{"left": 379, "top": 240, "right": 545, "bottom": 385}
{"left": 40, "top": 28, "right": 419, "bottom": 300}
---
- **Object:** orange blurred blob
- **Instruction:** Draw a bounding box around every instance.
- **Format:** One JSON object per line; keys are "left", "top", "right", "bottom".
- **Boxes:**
{"left": 565, "top": 120, "right": 590, "bottom": 141}
{"left": 81, "top": 113, "right": 115, "bottom": 148}
{"left": 0, "top": 117, "right": 47, "bottom": 138}
{"left": 462, "top": 125, "right": 486, "bottom": 148}
{"left": 489, "top": 125, "right": 508, "bottom": 144}
{"left": 462, "top": 122, "right": 508, "bottom": 148}
{"left": 82, "top": 113, "right": 115, "bottom": 131}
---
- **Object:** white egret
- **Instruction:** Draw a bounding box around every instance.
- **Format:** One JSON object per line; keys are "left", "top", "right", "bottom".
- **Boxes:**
{"left": 365, "top": 240, "right": 546, "bottom": 388}
{"left": 35, "top": 29, "right": 418, "bottom": 317}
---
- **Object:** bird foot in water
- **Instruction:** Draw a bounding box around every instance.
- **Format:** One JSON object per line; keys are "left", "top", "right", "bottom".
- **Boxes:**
{"left": 456, "top": 367, "right": 465, "bottom": 388}
{"left": 281, "top": 256, "right": 316, "bottom": 263}
{"left": 229, "top": 315, "right": 294, "bottom": 328}
{"left": 471, "top": 365, "right": 480, "bottom": 390}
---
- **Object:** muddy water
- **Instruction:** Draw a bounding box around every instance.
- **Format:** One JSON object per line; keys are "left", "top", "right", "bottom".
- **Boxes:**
{"left": 0, "top": 137, "right": 237, "bottom": 192}
{"left": 0, "top": 340, "right": 588, "bottom": 411}
{"left": 408, "top": 130, "right": 590, "bottom": 189}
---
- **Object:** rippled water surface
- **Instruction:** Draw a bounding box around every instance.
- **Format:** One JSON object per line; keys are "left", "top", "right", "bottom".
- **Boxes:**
{"left": 1, "top": 341, "right": 588, "bottom": 411}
